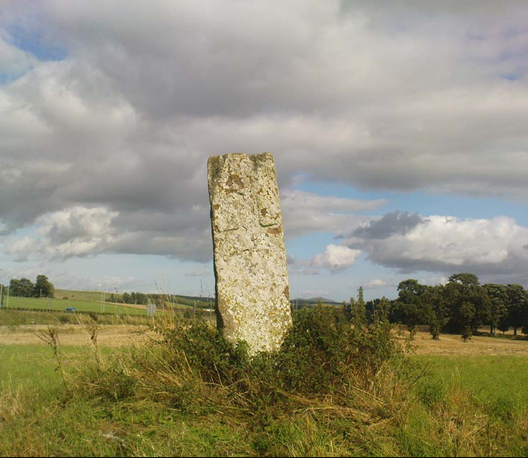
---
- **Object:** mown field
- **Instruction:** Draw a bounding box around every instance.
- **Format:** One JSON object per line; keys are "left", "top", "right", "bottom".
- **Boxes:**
{"left": 1, "top": 310, "right": 528, "bottom": 457}
{"left": 2, "top": 296, "right": 147, "bottom": 315}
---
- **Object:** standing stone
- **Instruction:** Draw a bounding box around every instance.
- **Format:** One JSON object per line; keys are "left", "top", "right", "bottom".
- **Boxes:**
{"left": 208, "top": 152, "right": 292, "bottom": 354}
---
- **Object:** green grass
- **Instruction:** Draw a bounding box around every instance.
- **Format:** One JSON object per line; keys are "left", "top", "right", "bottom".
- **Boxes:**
{"left": 4, "top": 296, "right": 147, "bottom": 315}
{"left": 0, "top": 344, "right": 89, "bottom": 390}
{"left": 414, "top": 355, "right": 528, "bottom": 416}
{"left": 2, "top": 317, "right": 528, "bottom": 456}
{"left": 0, "top": 308, "right": 152, "bottom": 326}
{"left": 55, "top": 289, "right": 111, "bottom": 303}
{"left": 55, "top": 288, "right": 213, "bottom": 309}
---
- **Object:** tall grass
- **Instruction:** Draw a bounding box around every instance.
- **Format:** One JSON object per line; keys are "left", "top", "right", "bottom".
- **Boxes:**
{"left": 73, "top": 307, "right": 419, "bottom": 456}
{"left": 1, "top": 307, "right": 528, "bottom": 456}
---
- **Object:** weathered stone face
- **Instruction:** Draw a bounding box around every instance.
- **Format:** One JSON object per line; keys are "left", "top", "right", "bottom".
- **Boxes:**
{"left": 208, "top": 152, "right": 292, "bottom": 354}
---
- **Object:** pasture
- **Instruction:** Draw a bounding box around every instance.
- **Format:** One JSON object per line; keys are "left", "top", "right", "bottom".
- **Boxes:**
{"left": 2, "top": 296, "right": 147, "bottom": 315}
{"left": 1, "top": 311, "right": 528, "bottom": 456}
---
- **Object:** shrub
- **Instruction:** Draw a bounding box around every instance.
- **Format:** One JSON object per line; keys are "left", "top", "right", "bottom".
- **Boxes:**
{"left": 81, "top": 305, "right": 409, "bottom": 423}
{"left": 58, "top": 315, "right": 71, "bottom": 324}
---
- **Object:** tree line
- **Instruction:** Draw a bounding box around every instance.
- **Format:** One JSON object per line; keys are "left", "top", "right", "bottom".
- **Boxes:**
{"left": 2, "top": 275, "right": 55, "bottom": 299}
{"left": 107, "top": 291, "right": 151, "bottom": 305}
{"left": 347, "top": 273, "right": 528, "bottom": 341}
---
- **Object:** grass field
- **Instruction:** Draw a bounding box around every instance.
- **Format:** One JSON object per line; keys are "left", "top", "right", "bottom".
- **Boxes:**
{"left": 1, "top": 316, "right": 528, "bottom": 456}
{"left": 3, "top": 296, "right": 147, "bottom": 315}
{"left": 55, "top": 288, "right": 213, "bottom": 309}
{"left": 415, "top": 355, "right": 528, "bottom": 415}
{"left": 0, "top": 344, "right": 90, "bottom": 390}
{"left": 55, "top": 289, "right": 111, "bottom": 302}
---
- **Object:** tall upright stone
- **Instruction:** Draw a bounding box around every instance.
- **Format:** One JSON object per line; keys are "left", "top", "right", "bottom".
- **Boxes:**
{"left": 208, "top": 152, "right": 292, "bottom": 354}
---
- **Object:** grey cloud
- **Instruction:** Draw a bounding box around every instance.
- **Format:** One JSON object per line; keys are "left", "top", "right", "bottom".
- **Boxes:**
{"left": 282, "top": 190, "right": 385, "bottom": 238}
{"left": 1, "top": 0, "right": 528, "bottom": 265}
{"left": 353, "top": 211, "right": 424, "bottom": 240}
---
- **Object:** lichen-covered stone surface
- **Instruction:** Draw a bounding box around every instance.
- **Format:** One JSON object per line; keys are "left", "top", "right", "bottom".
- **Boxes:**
{"left": 208, "top": 152, "right": 292, "bottom": 354}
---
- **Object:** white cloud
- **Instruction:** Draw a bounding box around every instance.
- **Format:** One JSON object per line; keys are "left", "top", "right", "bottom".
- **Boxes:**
{"left": 419, "top": 276, "right": 448, "bottom": 287}
{"left": 311, "top": 244, "right": 361, "bottom": 271}
{"left": 346, "top": 215, "right": 528, "bottom": 280}
{"left": 0, "top": 35, "right": 34, "bottom": 78}
{"left": 36, "top": 206, "right": 118, "bottom": 259}
{"left": 4, "top": 236, "right": 36, "bottom": 261}
{"left": 363, "top": 279, "right": 394, "bottom": 290}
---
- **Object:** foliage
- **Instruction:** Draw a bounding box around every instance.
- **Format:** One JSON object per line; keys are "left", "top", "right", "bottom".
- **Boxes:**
{"left": 34, "top": 275, "right": 55, "bottom": 298}
{"left": 9, "top": 278, "right": 35, "bottom": 298}
{"left": 386, "top": 273, "right": 528, "bottom": 341}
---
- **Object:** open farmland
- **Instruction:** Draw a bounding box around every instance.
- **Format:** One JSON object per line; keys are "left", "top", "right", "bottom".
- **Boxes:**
{"left": 1, "top": 315, "right": 528, "bottom": 457}
{"left": 3, "top": 296, "right": 147, "bottom": 315}
{"left": 405, "top": 330, "right": 528, "bottom": 356}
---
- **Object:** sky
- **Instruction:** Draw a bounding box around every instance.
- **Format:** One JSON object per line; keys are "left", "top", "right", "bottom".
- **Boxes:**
{"left": 1, "top": 0, "right": 528, "bottom": 301}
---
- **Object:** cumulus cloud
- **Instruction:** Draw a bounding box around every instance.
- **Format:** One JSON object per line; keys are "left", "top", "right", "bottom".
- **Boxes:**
{"left": 353, "top": 211, "right": 423, "bottom": 240}
{"left": 1, "top": 0, "right": 528, "bottom": 269}
{"left": 345, "top": 214, "right": 528, "bottom": 282}
{"left": 4, "top": 205, "right": 213, "bottom": 262}
{"left": 363, "top": 279, "right": 394, "bottom": 290}
{"left": 4, "top": 236, "right": 36, "bottom": 261}
{"left": 311, "top": 244, "right": 361, "bottom": 271}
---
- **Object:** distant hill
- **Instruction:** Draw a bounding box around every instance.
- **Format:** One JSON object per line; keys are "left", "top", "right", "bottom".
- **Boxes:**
{"left": 290, "top": 297, "right": 341, "bottom": 308}
{"left": 306, "top": 297, "right": 339, "bottom": 303}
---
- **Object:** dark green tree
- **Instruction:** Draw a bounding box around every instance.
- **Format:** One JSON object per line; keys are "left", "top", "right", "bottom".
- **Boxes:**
{"left": 505, "top": 284, "right": 528, "bottom": 336}
{"left": 10, "top": 278, "right": 35, "bottom": 297}
{"left": 396, "top": 279, "right": 427, "bottom": 334}
{"left": 443, "top": 273, "right": 490, "bottom": 340}
{"left": 421, "top": 285, "right": 446, "bottom": 340}
{"left": 352, "top": 288, "right": 367, "bottom": 325}
{"left": 483, "top": 284, "right": 508, "bottom": 335}
{"left": 343, "top": 299, "right": 353, "bottom": 322}
{"left": 374, "top": 297, "right": 391, "bottom": 324}
{"left": 34, "top": 275, "right": 54, "bottom": 298}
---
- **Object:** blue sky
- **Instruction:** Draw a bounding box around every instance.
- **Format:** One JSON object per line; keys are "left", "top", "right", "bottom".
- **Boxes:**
{"left": 1, "top": 0, "right": 528, "bottom": 301}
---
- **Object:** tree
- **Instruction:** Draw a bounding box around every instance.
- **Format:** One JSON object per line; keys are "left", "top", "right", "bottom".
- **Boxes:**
{"left": 421, "top": 285, "right": 446, "bottom": 340}
{"left": 504, "top": 285, "right": 528, "bottom": 336}
{"left": 34, "top": 275, "right": 54, "bottom": 298}
{"left": 374, "top": 297, "right": 391, "bottom": 324}
{"left": 443, "top": 273, "right": 490, "bottom": 340}
{"left": 483, "top": 284, "right": 508, "bottom": 335}
{"left": 448, "top": 273, "right": 479, "bottom": 288}
{"left": 459, "top": 302, "right": 476, "bottom": 342}
{"left": 352, "top": 288, "right": 367, "bottom": 325}
{"left": 10, "top": 278, "right": 35, "bottom": 297}
{"left": 396, "top": 279, "right": 427, "bottom": 334}
{"left": 343, "top": 299, "right": 353, "bottom": 322}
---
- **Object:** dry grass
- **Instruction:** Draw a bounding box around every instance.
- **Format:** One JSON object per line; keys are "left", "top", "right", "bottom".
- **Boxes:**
{"left": 2, "top": 321, "right": 528, "bottom": 356}
{"left": 0, "top": 324, "right": 152, "bottom": 347}
{"left": 405, "top": 331, "right": 528, "bottom": 356}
